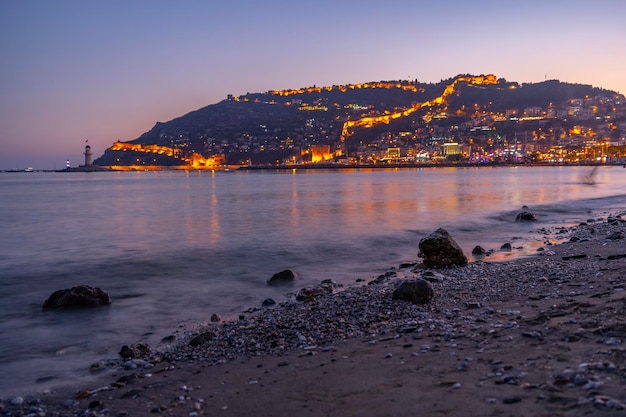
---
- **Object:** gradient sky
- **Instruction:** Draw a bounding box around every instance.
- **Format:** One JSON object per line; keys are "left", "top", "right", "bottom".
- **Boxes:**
{"left": 1, "top": 0, "right": 625, "bottom": 170}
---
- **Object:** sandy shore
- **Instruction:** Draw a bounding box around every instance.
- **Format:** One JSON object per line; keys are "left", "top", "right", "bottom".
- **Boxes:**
{"left": 3, "top": 212, "right": 626, "bottom": 417}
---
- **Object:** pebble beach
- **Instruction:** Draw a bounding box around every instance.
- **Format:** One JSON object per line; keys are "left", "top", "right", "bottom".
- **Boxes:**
{"left": 3, "top": 211, "right": 626, "bottom": 417}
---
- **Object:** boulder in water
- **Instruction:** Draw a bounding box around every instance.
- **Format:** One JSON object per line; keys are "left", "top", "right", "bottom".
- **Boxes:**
{"left": 267, "top": 269, "right": 296, "bottom": 286}
{"left": 42, "top": 285, "right": 111, "bottom": 309}
{"left": 471, "top": 245, "right": 486, "bottom": 255}
{"left": 516, "top": 211, "right": 537, "bottom": 222}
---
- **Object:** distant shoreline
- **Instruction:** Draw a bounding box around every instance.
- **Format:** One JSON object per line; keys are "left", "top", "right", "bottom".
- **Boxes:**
{"left": 2, "top": 161, "right": 624, "bottom": 173}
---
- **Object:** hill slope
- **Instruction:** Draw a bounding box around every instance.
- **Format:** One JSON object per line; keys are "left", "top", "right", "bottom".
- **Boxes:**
{"left": 94, "top": 75, "right": 622, "bottom": 166}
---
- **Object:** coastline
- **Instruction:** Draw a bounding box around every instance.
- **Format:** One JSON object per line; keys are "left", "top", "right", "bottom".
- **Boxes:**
{"left": 2, "top": 212, "right": 626, "bottom": 416}
{"left": 2, "top": 160, "right": 621, "bottom": 173}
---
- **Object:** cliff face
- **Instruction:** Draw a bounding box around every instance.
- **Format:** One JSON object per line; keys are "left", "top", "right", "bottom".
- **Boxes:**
{"left": 94, "top": 75, "right": 623, "bottom": 167}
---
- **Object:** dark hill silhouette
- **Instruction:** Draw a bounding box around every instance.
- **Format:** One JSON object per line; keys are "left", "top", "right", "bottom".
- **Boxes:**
{"left": 94, "top": 75, "right": 623, "bottom": 167}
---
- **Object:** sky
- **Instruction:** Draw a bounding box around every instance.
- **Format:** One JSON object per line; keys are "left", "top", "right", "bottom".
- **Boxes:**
{"left": 1, "top": 0, "right": 625, "bottom": 170}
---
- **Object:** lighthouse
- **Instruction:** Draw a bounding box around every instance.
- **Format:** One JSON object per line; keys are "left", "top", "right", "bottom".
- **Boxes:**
{"left": 83, "top": 141, "right": 93, "bottom": 167}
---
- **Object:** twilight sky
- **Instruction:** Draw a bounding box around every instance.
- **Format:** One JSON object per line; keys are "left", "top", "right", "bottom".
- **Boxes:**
{"left": 1, "top": 0, "right": 625, "bottom": 170}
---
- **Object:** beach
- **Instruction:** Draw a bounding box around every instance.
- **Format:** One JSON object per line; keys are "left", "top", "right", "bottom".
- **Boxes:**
{"left": 2, "top": 212, "right": 626, "bottom": 417}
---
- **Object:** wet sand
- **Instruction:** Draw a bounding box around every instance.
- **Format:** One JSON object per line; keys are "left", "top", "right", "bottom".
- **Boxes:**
{"left": 2, "top": 214, "right": 626, "bottom": 417}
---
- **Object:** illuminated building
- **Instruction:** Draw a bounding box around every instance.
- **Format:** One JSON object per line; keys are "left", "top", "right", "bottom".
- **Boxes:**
{"left": 385, "top": 147, "right": 401, "bottom": 160}
{"left": 442, "top": 142, "right": 461, "bottom": 156}
{"left": 310, "top": 144, "right": 332, "bottom": 163}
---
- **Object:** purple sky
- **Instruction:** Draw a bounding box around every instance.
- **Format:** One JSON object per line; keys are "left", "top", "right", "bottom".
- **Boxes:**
{"left": 1, "top": 0, "right": 625, "bottom": 170}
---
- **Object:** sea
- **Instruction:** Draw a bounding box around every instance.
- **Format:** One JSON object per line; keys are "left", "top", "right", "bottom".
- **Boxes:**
{"left": 1, "top": 165, "right": 625, "bottom": 396}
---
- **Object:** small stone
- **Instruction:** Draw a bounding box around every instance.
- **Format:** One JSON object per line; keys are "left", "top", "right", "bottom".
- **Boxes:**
{"left": 472, "top": 245, "right": 486, "bottom": 255}
{"left": 503, "top": 396, "right": 522, "bottom": 404}
{"left": 605, "top": 338, "right": 622, "bottom": 346}
{"left": 119, "top": 342, "right": 151, "bottom": 359}
{"left": 562, "top": 253, "right": 587, "bottom": 260}
{"left": 63, "top": 399, "right": 78, "bottom": 408}
{"left": 210, "top": 313, "right": 221, "bottom": 322}
{"left": 88, "top": 400, "right": 103, "bottom": 408}
{"left": 75, "top": 390, "right": 92, "bottom": 399}
{"left": 607, "top": 231, "right": 625, "bottom": 240}
{"left": 262, "top": 298, "right": 276, "bottom": 307}
{"left": 189, "top": 331, "right": 215, "bottom": 347}
{"left": 10, "top": 397, "right": 24, "bottom": 406}
{"left": 522, "top": 331, "right": 542, "bottom": 338}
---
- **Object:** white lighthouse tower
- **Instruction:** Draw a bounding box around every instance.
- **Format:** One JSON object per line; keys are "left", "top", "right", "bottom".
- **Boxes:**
{"left": 83, "top": 141, "right": 93, "bottom": 167}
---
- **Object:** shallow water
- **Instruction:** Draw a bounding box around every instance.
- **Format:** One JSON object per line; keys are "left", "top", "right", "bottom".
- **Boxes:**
{"left": 0, "top": 165, "right": 624, "bottom": 395}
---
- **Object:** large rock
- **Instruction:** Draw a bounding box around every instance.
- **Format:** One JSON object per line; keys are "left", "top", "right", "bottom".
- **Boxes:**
{"left": 418, "top": 228, "right": 467, "bottom": 268}
{"left": 392, "top": 279, "right": 434, "bottom": 304}
{"left": 516, "top": 211, "right": 537, "bottom": 222}
{"left": 42, "top": 285, "right": 111, "bottom": 309}
{"left": 267, "top": 269, "right": 296, "bottom": 286}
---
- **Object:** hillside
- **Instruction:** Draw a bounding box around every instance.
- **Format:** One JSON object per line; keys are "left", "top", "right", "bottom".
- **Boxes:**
{"left": 94, "top": 75, "right": 623, "bottom": 167}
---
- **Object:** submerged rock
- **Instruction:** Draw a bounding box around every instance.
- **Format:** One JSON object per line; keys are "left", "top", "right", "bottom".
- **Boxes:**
{"left": 267, "top": 269, "right": 296, "bottom": 286}
{"left": 418, "top": 228, "right": 467, "bottom": 268}
{"left": 42, "top": 285, "right": 111, "bottom": 309}
{"left": 392, "top": 279, "right": 434, "bottom": 304}
{"left": 516, "top": 211, "right": 537, "bottom": 222}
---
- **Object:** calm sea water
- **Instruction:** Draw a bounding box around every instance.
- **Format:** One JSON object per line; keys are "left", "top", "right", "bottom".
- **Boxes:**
{"left": 1, "top": 166, "right": 625, "bottom": 396}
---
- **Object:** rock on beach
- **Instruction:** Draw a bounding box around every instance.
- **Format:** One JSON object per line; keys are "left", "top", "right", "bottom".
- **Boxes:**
{"left": 392, "top": 279, "right": 434, "bottom": 304}
{"left": 418, "top": 228, "right": 468, "bottom": 268}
